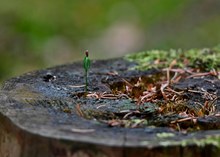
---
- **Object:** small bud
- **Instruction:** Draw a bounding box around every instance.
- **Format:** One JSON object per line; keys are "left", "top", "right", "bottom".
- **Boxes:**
{"left": 85, "top": 50, "right": 89, "bottom": 57}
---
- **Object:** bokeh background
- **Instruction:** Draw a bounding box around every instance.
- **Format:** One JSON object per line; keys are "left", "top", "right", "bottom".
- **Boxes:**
{"left": 1, "top": 0, "right": 220, "bottom": 82}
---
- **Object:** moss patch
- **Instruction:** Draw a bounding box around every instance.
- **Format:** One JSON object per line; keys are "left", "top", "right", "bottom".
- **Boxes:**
{"left": 125, "top": 46, "right": 220, "bottom": 71}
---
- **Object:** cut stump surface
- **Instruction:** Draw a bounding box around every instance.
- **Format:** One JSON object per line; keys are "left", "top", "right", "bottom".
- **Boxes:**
{"left": 0, "top": 58, "right": 220, "bottom": 157}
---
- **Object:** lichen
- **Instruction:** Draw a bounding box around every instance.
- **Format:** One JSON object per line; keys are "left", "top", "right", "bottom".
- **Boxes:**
{"left": 8, "top": 84, "right": 44, "bottom": 102}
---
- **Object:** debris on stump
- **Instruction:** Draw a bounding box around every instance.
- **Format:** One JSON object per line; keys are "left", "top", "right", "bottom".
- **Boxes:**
{"left": 1, "top": 47, "right": 220, "bottom": 157}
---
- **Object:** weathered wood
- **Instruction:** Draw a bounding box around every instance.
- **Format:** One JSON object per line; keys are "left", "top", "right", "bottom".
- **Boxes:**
{"left": 0, "top": 58, "right": 220, "bottom": 157}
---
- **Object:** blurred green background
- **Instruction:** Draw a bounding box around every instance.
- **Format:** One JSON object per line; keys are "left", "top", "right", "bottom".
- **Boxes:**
{"left": 1, "top": 0, "right": 220, "bottom": 82}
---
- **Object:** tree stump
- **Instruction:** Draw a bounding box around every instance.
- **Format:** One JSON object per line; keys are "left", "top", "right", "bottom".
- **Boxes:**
{"left": 0, "top": 58, "right": 220, "bottom": 157}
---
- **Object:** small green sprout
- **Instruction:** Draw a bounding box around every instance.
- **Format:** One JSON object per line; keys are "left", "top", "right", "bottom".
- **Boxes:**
{"left": 83, "top": 50, "right": 91, "bottom": 94}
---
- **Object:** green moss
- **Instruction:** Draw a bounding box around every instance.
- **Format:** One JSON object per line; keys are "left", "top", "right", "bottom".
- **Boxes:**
{"left": 141, "top": 133, "right": 220, "bottom": 147}
{"left": 156, "top": 132, "right": 175, "bottom": 138}
{"left": 180, "top": 135, "right": 220, "bottom": 148}
{"left": 155, "top": 134, "right": 220, "bottom": 148}
{"left": 125, "top": 46, "right": 220, "bottom": 71}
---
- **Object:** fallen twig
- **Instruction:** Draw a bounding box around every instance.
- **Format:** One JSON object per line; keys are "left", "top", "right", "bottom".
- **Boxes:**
{"left": 215, "top": 113, "right": 220, "bottom": 117}
{"left": 167, "top": 60, "right": 177, "bottom": 85}
{"left": 160, "top": 83, "right": 169, "bottom": 100}
{"left": 171, "top": 117, "right": 197, "bottom": 124}
{"left": 68, "top": 85, "right": 85, "bottom": 88}
{"left": 96, "top": 105, "right": 106, "bottom": 109}
{"left": 123, "top": 110, "right": 140, "bottom": 119}
{"left": 165, "top": 87, "right": 184, "bottom": 95}
{"left": 187, "top": 72, "right": 212, "bottom": 78}
{"left": 75, "top": 104, "right": 84, "bottom": 117}
{"left": 121, "top": 78, "right": 133, "bottom": 88}
{"left": 188, "top": 89, "right": 206, "bottom": 94}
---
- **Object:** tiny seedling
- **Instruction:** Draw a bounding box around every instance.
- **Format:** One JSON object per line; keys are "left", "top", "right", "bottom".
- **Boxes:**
{"left": 83, "top": 50, "right": 91, "bottom": 94}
